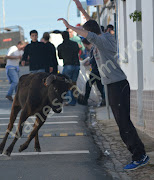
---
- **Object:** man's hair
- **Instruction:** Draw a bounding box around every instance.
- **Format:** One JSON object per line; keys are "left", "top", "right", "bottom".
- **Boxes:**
{"left": 82, "top": 38, "right": 91, "bottom": 45}
{"left": 83, "top": 20, "right": 101, "bottom": 35}
{"left": 107, "top": 24, "right": 114, "bottom": 30}
{"left": 43, "top": 32, "right": 50, "bottom": 41}
{"left": 30, "top": 30, "right": 38, "bottom": 35}
{"left": 17, "top": 41, "right": 27, "bottom": 46}
{"left": 101, "top": 26, "right": 104, "bottom": 32}
{"left": 62, "top": 31, "right": 69, "bottom": 40}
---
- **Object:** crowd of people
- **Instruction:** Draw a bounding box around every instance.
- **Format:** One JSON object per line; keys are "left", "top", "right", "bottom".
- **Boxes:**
{"left": 4, "top": 0, "right": 149, "bottom": 171}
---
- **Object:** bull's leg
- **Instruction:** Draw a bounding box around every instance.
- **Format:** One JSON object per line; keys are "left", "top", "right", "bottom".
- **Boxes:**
{"left": 4, "top": 108, "right": 29, "bottom": 156}
{"left": 32, "top": 118, "right": 41, "bottom": 152}
{"left": 0, "top": 102, "right": 21, "bottom": 154}
{"left": 19, "top": 113, "right": 47, "bottom": 152}
{"left": 34, "top": 132, "right": 41, "bottom": 152}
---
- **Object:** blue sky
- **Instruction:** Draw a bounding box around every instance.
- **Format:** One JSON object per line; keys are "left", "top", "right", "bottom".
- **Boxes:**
{"left": 0, "top": 0, "right": 95, "bottom": 42}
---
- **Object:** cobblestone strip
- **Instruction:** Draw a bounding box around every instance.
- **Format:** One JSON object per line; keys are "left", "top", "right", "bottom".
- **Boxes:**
{"left": 87, "top": 107, "right": 154, "bottom": 180}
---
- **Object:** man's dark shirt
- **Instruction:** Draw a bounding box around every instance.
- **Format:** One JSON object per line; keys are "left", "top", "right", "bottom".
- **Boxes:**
{"left": 57, "top": 39, "right": 80, "bottom": 66}
{"left": 89, "top": 48, "right": 100, "bottom": 74}
{"left": 22, "top": 41, "right": 50, "bottom": 71}
{"left": 45, "top": 42, "right": 58, "bottom": 71}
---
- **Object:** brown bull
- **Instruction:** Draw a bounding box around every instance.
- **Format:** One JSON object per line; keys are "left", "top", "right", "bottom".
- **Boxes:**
{"left": 0, "top": 72, "right": 72, "bottom": 156}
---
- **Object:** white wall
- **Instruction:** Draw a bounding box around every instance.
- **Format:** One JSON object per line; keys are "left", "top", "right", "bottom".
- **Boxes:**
{"left": 142, "top": 0, "right": 154, "bottom": 90}
{"left": 100, "top": 7, "right": 115, "bottom": 29}
{"left": 119, "top": 0, "right": 138, "bottom": 90}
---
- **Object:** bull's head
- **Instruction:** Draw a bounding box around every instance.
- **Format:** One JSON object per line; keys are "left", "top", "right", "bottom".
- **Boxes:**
{"left": 44, "top": 74, "right": 73, "bottom": 113}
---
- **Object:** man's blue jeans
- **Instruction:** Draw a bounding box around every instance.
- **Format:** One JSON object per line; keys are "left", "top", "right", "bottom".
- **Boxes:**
{"left": 62, "top": 65, "right": 80, "bottom": 105}
{"left": 7, "top": 68, "right": 19, "bottom": 96}
{"left": 30, "top": 69, "right": 45, "bottom": 73}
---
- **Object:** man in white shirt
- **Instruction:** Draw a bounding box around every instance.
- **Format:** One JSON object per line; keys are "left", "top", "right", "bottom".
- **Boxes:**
{"left": 5, "top": 41, "right": 27, "bottom": 101}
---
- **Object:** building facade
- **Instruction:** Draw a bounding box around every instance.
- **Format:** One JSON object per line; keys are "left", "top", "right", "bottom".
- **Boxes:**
{"left": 118, "top": 0, "right": 154, "bottom": 138}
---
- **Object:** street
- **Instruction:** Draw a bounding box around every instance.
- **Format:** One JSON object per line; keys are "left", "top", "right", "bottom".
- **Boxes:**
{"left": 0, "top": 66, "right": 112, "bottom": 180}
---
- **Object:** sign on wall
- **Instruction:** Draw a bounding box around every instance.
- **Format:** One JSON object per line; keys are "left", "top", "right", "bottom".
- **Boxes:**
{"left": 86, "top": 0, "right": 104, "bottom": 6}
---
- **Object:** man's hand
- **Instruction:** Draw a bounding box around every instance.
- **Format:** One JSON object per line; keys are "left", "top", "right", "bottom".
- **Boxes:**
{"left": 84, "top": 61, "right": 90, "bottom": 66}
{"left": 73, "top": 0, "right": 91, "bottom": 21}
{"left": 21, "top": 61, "right": 25, "bottom": 66}
{"left": 58, "top": 18, "right": 88, "bottom": 38}
{"left": 18, "top": 55, "right": 22, "bottom": 60}
{"left": 49, "top": 67, "right": 53, "bottom": 73}
{"left": 73, "top": 0, "right": 83, "bottom": 11}
{"left": 57, "top": 18, "right": 70, "bottom": 28}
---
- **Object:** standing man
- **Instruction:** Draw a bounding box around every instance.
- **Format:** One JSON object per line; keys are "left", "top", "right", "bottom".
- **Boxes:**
{"left": 58, "top": 0, "right": 149, "bottom": 170}
{"left": 21, "top": 30, "right": 52, "bottom": 73}
{"left": 42, "top": 32, "right": 58, "bottom": 74}
{"left": 57, "top": 31, "right": 80, "bottom": 106}
{"left": 5, "top": 41, "right": 27, "bottom": 101}
{"left": 79, "top": 38, "right": 105, "bottom": 106}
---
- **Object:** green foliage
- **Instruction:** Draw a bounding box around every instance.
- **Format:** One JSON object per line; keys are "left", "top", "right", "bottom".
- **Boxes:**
{"left": 129, "top": 10, "right": 142, "bottom": 22}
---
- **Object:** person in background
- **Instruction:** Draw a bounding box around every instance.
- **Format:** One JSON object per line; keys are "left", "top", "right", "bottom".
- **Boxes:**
{"left": 106, "top": 24, "right": 115, "bottom": 35}
{"left": 79, "top": 38, "right": 106, "bottom": 106}
{"left": 42, "top": 32, "right": 58, "bottom": 74}
{"left": 5, "top": 41, "right": 27, "bottom": 101}
{"left": 101, "top": 26, "right": 104, "bottom": 33}
{"left": 57, "top": 31, "right": 80, "bottom": 106}
{"left": 21, "top": 30, "right": 52, "bottom": 73}
{"left": 67, "top": 28, "right": 85, "bottom": 59}
{"left": 58, "top": 0, "right": 149, "bottom": 171}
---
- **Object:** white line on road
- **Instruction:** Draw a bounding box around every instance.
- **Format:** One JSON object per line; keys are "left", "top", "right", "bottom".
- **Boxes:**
{"left": 0, "top": 150, "right": 90, "bottom": 156}
{"left": 0, "top": 115, "right": 79, "bottom": 119}
{"left": 0, "top": 121, "right": 78, "bottom": 126}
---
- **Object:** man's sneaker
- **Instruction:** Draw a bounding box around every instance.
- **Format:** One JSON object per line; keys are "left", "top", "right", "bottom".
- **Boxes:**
{"left": 124, "top": 155, "right": 149, "bottom": 170}
{"left": 5, "top": 95, "right": 13, "bottom": 102}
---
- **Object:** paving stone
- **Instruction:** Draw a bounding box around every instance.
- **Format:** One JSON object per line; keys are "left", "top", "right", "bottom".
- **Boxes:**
{"left": 88, "top": 106, "right": 154, "bottom": 180}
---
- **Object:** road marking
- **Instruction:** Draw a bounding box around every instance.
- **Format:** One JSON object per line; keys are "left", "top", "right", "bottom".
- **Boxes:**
{"left": 43, "top": 134, "right": 52, "bottom": 137}
{"left": 0, "top": 150, "right": 90, "bottom": 157}
{"left": 75, "top": 133, "right": 84, "bottom": 136}
{"left": 0, "top": 85, "right": 9, "bottom": 87}
{"left": 0, "top": 80, "right": 8, "bottom": 82}
{"left": 0, "top": 132, "right": 88, "bottom": 139}
{"left": 60, "top": 133, "right": 68, "bottom": 136}
{"left": 0, "top": 121, "right": 78, "bottom": 126}
{"left": 0, "top": 115, "right": 79, "bottom": 118}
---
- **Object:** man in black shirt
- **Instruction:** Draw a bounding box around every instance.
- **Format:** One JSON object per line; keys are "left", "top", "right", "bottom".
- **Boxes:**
{"left": 21, "top": 30, "right": 53, "bottom": 73}
{"left": 79, "top": 38, "right": 105, "bottom": 106}
{"left": 57, "top": 31, "right": 80, "bottom": 106}
{"left": 42, "top": 32, "right": 58, "bottom": 74}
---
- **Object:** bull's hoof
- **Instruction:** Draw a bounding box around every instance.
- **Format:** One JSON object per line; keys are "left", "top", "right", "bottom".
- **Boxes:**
{"left": 0, "top": 149, "right": 4, "bottom": 154}
{"left": 34, "top": 148, "right": 41, "bottom": 152}
{"left": 19, "top": 144, "right": 28, "bottom": 152}
{"left": 0, "top": 145, "right": 5, "bottom": 154}
{"left": 4, "top": 150, "right": 11, "bottom": 156}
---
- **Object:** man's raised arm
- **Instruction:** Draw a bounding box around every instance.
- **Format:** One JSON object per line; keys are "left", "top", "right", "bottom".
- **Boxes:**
{"left": 58, "top": 18, "right": 88, "bottom": 38}
{"left": 73, "top": 0, "right": 91, "bottom": 21}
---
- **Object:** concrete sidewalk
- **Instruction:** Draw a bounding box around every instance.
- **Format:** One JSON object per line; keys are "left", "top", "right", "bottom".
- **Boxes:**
{"left": 89, "top": 106, "right": 154, "bottom": 180}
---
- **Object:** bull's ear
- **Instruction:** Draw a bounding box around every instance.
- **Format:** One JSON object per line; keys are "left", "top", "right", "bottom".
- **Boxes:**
{"left": 45, "top": 74, "right": 56, "bottom": 86}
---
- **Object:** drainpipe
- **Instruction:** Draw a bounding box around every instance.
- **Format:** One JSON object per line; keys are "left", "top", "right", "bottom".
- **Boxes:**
{"left": 136, "top": 0, "right": 144, "bottom": 127}
{"left": 67, "top": 0, "right": 73, "bottom": 23}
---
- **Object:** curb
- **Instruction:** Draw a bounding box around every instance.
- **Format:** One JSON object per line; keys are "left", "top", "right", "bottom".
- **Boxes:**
{"left": 87, "top": 106, "right": 131, "bottom": 180}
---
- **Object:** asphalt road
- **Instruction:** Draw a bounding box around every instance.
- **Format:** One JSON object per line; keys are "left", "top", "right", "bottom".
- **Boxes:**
{"left": 0, "top": 67, "right": 112, "bottom": 180}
